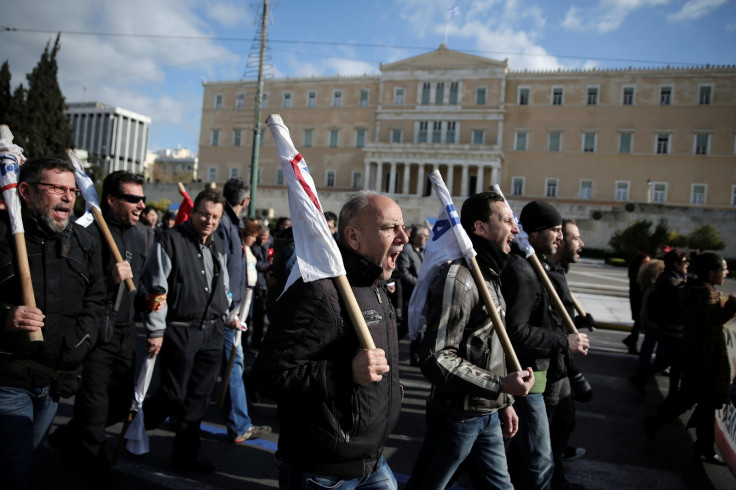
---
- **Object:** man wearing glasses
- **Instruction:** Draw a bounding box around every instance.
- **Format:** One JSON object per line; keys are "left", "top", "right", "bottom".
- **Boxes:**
{"left": 0, "top": 157, "right": 105, "bottom": 489}
{"left": 140, "top": 188, "right": 230, "bottom": 473}
{"left": 49, "top": 171, "right": 148, "bottom": 485}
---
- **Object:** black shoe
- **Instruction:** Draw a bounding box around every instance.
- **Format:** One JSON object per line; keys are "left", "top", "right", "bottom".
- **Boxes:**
{"left": 644, "top": 415, "right": 664, "bottom": 441}
{"left": 622, "top": 337, "right": 639, "bottom": 355}
{"left": 173, "top": 455, "right": 216, "bottom": 473}
{"left": 562, "top": 446, "right": 586, "bottom": 461}
{"left": 693, "top": 444, "right": 728, "bottom": 466}
{"left": 629, "top": 374, "right": 646, "bottom": 396}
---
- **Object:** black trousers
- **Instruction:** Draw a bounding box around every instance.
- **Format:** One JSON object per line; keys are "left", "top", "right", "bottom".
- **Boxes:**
{"left": 144, "top": 321, "right": 224, "bottom": 458}
{"left": 545, "top": 378, "right": 576, "bottom": 485}
{"left": 70, "top": 323, "right": 136, "bottom": 455}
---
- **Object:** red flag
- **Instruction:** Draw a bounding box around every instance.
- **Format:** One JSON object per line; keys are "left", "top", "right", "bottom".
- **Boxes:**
{"left": 175, "top": 183, "right": 193, "bottom": 225}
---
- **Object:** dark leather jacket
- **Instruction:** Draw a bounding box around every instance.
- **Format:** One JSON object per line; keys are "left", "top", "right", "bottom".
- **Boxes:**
{"left": 419, "top": 235, "right": 512, "bottom": 415}
{"left": 251, "top": 246, "right": 401, "bottom": 479}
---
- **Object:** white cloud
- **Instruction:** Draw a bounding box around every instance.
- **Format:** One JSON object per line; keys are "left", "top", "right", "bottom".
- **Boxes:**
{"left": 667, "top": 0, "right": 728, "bottom": 22}
{"left": 204, "top": 0, "right": 252, "bottom": 29}
{"left": 561, "top": 0, "right": 670, "bottom": 33}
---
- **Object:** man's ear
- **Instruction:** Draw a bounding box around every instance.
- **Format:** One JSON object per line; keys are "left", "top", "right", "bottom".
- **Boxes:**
{"left": 473, "top": 220, "right": 484, "bottom": 234}
{"left": 17, "top": 182, "right": 32, "bottom": 202}
{"left": 345, "top": 225, "right": 360, "bottom": 249}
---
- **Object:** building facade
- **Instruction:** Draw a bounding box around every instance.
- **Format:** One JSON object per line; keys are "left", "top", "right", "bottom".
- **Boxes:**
{"left": 198, "top": 45, "right": 736, "bottom": 254}
{"left": 65, "top": 102, "right": 151, "bottom": 175}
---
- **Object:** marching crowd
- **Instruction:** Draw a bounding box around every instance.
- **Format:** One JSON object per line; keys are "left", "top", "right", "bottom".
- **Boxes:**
{"left": 1, "top": 155, "right": 735, "bottom": 490}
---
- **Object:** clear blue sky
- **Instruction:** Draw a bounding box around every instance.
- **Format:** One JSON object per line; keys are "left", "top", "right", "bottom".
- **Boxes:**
{"left": 2, "top": 0, "right": 734, "bottom": 154}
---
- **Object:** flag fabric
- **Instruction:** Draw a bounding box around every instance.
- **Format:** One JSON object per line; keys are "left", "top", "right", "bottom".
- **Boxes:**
{"left": 66, "top": 149, "right": 99, "bottom": 228}
{"left": 448, "top": 5, "right": 459, "bottom": 19}
{"left": 174, "top": 186, "right": 193, "bottom": 225}
{"left": 0, "top": 125, "right": 27, "bottom": 235}
{"left": 266, "top": 114, "right": 345, "bottom": 293}
{"left": 408, "top": 170, "right": 475, "bottom": 340}
{"left": 492, "top": 184, "right": 535, "bottom": 259}
{"left": 125, "top": 356, "right": 156, "bottom": 455}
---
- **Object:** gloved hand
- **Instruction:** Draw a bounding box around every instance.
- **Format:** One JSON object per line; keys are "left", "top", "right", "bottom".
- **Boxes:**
{"left": 570, "top": 372, "right": 593, "bottom": 403}
{"left": 574, "top": 313, "right": 596, "bottom": 331}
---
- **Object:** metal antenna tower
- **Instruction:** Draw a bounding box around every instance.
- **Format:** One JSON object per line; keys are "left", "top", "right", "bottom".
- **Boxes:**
{"left": 246, "top": 0, "right": 276, "bottom": 218}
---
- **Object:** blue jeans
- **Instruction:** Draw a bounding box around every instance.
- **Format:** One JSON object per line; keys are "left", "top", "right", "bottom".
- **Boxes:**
{"left": 505, "top": 393, "right": 553, "bottom": 490}
{"left": 223, "top": 328, "right": 252, "bottom": 440}
{"left": 0, "top": 385, "right": 59, "bottom": 489}
{"left": 406, "top": 404, "right": 513, "bottom": 490}
{"left": 276, "top": 456, "right": 396, "bottom": 490}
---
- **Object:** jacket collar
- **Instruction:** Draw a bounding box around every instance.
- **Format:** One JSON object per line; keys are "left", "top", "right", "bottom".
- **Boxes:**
{"left": 340, "top": 244, "right": 383, "bottom": 287}
{"left": 470, "top": 233, "right": 507, "bottom": 278}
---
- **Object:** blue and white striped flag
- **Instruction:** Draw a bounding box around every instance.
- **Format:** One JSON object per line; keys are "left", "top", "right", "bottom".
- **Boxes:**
{"left": 67, "top": 149, "right": 100, "bottom": 228}
{"left": 448, "top": 4, "right": 459, "bottom": 20}
{"left": 408, "top": 170, "right": 475, "bottom": 340}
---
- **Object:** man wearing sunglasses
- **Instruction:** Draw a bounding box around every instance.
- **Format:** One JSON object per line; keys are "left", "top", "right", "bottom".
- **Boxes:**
{"left": 0, "top": 157, "right": 106, "bottom": 489}
{"left": 49, "top": 171, "right": 148, "bottom": 485}
{"left": 140, "top": 188, "right": 230, "bottom": 473}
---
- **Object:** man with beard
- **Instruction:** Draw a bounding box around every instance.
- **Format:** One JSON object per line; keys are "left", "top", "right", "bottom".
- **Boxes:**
{"left": 544, "top": 219, "right": 595, "bottom": 489}
{"left": 406, "top": 192, "right": 534, "bottom": 490}
{"left": 49, "top": 171, "right": 148, "bottom": 485}
{"left": 0, "top": 157, "right": 105, "bottom": 489}
{"left": 141, "top": 189, "right": 230, "bottom": 473}
{"left": 501, "top": 201, "right": 590, "bottom": 489}
{"left": 252, "top": 191, "right": 408, "bottom": 489}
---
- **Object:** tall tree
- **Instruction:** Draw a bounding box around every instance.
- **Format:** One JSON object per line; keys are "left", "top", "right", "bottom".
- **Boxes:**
{"left": 0, "top": 61, "right": 11, "bottom": 124}
{"left": 23, "top": 34, "right": 74, "bottom": 159}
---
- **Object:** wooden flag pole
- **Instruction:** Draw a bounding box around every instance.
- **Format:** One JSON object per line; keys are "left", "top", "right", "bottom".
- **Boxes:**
{"left": 528, "top": 254, "right": 579, "bottom": 334}
{"left": 334, "top": 275, "right": 376, "bottom": 350}
{"left": 468, "top": 257, "right": 522, "bottom": 372}
{"left": 15, "top": 236, "right": 43, "bottom": 342}
{"left": 90, "top": 207, "right": 136, "bottom": 292}
{"left": 571, "top": 293, "right": 595, "bottom": 331}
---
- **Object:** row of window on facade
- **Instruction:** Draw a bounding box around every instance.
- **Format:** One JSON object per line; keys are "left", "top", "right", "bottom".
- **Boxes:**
{"left": 514, "top": 130, "right": 723, "bottom": 155}
{"left": 205, "top": 166, "right": 364, "bottom": 190}
{"left": 516, "top": 83, "right": 715, "bottom": 106}
{"left": 204, "top": 164, "right": 736, "bottom": 207}
{"left": 212, "top": 81, "right": 718, "bottom": 111}
{"left": 511, "top": 177, "right": 736, "bottom": 206}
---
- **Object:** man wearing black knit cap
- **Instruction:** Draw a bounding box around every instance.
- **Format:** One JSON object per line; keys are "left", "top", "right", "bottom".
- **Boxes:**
{"left": 501, "top": 200, "right": 590, "bottom": 490}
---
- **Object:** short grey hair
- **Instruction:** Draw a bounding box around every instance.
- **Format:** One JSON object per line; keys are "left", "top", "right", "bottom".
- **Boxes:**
{"left": 337, "top": 190, "right": 384, "bottom": 247}
{"left": 223, "top": 177, "right": 251, "bottom": 206}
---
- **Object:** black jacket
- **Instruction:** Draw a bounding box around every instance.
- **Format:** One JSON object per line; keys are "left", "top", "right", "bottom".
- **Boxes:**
{"left": 0, "top": 210, "right": 105, "bottom": 390}
{"left": 251, "top": 246, "right": 401, "bottom": 478}
{"left": 500, "top": 245, "right": 568, "bottom": 382}
{"left": 141, "top": 221, "right": 229, "bottom": 337}
{"left": 87, "top": 211, "right": 147, "bottom": 330}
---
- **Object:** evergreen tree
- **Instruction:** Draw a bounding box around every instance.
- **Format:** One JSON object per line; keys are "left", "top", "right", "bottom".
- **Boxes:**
{"left": 23, "top": 34, "right": 73, "bottom": 159}
{"left": 687, "top": 224, "right": 725, "bottom": 251}
{"left": 0, "top": 61, "right": 11, "bottom": 124}
{"left": 7, "top": 85, "right": 28, "bottom": 151}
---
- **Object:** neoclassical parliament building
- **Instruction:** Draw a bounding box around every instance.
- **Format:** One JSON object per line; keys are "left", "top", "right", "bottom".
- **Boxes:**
{"left": 197, "top": 45, "right": 736, "bottom": 254}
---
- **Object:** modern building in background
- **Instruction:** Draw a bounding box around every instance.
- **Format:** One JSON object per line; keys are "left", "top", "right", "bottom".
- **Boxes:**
{"left": 65, "top": 102, "right": 151, "bottom": 175}
{"left": 197, "top": 44, "right": 736, "bottom": 254}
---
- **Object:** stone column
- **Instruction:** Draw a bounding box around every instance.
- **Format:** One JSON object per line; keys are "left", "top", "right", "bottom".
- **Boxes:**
{"left": 363, "top": 162, "right": 371, "bottom": 190}
{"left": 476, "top": 165, "right": 485, "bottom": 193}
{"left": 375, "top": 162, "right": 383, "bottom": 193}
{"left": 389, "top": 162, "right": 397, "bottom": 195}
{"left": 416, "top": 164, "right": 425, "bottom": 196}
{"left": 460, "top": 164, "right": 469, "bottom": 197}
{"left": 446, "top": 164, "right": 455, "bottom": 196}
{"left": 402, "top": 163, "right": 411, "bottom": 195}
{"left": 491, "top": 166, "right": 499, "bottom": 187}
